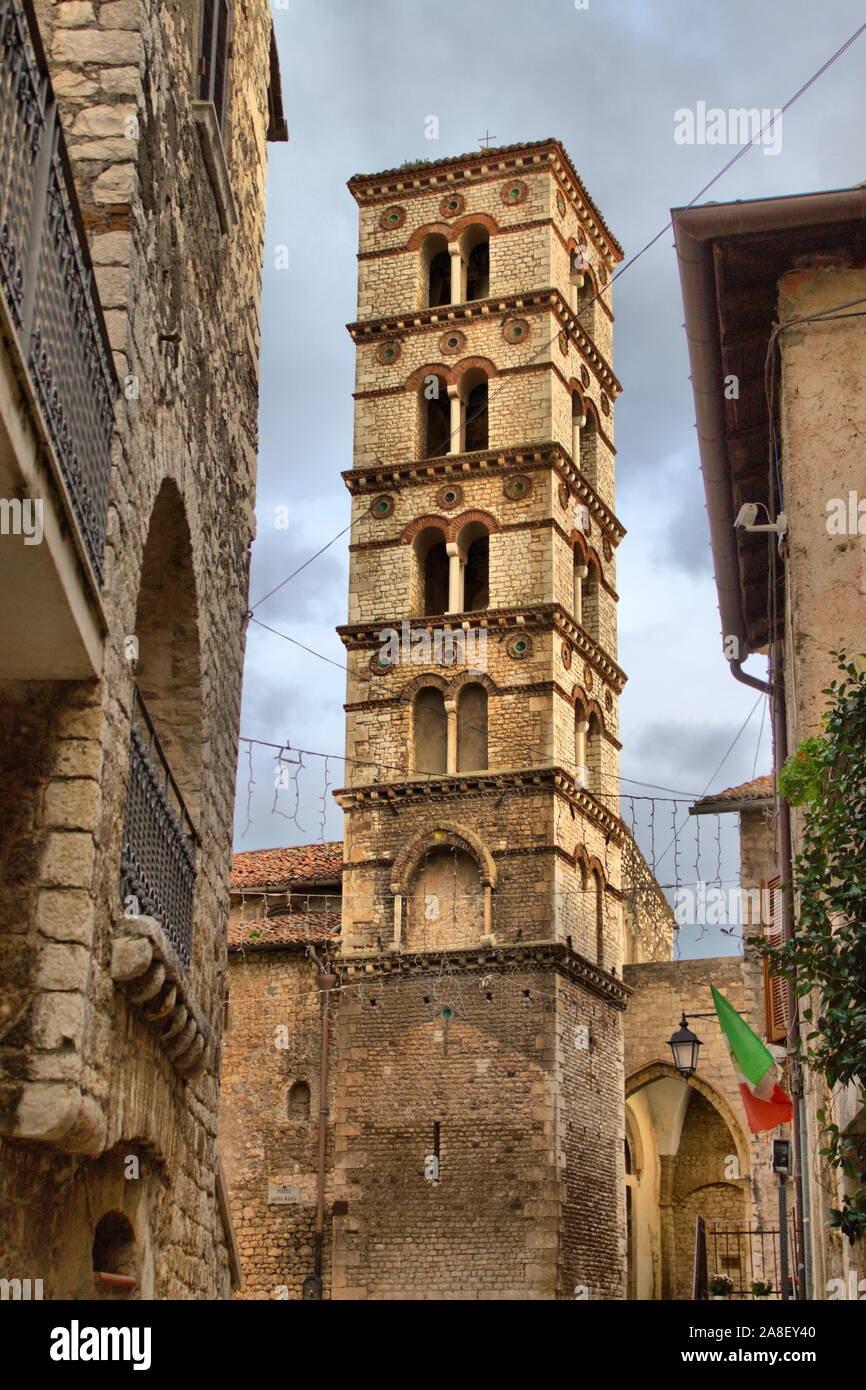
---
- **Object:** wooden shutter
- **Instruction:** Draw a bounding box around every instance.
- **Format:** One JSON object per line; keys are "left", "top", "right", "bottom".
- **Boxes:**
{"left": 762, "top": 875, "right": 788, "bottom": 1044}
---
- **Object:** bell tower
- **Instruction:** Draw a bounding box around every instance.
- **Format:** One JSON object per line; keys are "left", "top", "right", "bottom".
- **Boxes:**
{"left": 332, "top": 140, "right": 629, "bottom": 1300}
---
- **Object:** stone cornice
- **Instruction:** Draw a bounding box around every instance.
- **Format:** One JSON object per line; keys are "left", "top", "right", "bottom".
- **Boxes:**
{"left": 333, "top": 764, "right": 624, "bottom": 841}
{"left": 342, "top": 441, "right": 625, "bottom": 542}
{"left": 346, "top": 139, "right": 624, "bottom": 263}
{"left": 347, "top": 287, "right": 621, "bottom": 397}
{"left": 337, "top": 939, "right": 631, "bottom": 1009}
{"left": 110, "top": 916, "right": 213, "bottom": 1079}
{"left": 337, "top": 605, "right": 626, "bottom": 693}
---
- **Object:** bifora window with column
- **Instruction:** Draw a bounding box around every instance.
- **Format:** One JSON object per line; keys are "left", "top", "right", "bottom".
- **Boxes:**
{"left": 421, "top": 224, "right": 491, "bottom": 309}
{"left": 412, "top": 683, "right": 489, "bottom": 774}
{"left": 412, "top": 518, "right": 491, "bottom": 616}
{"left": 421, "top": 367, "right": 489, "bottom": 459}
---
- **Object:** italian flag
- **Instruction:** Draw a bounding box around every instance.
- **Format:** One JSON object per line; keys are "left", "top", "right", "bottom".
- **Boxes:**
{"left": 711, "top": 985, "right": 793, "bottom": 1133}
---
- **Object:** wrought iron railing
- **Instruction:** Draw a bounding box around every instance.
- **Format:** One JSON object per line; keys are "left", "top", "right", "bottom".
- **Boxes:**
{"left": 693, "top": 1215, "right": 801, "bottom": 1299}
{"left": 0, "top": 0, "right": 117, "bottom": 583}
{"left": 120, "top": 690, "right": 197, "bottom": 970}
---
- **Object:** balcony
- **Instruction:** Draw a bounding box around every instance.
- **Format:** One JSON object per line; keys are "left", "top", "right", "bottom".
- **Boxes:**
{"left": 0, "top": 0, "right": 117, "bottom": 677}
{"left": 120, "top": 690, "right": 197, "bottom": 971}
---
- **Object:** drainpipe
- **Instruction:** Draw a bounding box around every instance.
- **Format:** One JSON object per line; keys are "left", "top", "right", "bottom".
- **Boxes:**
{"left": 769, "top": 640, "right": 812, "bottom": 1301}
{"left": 306, "top": 950, "right": 337, "bottom": 1299}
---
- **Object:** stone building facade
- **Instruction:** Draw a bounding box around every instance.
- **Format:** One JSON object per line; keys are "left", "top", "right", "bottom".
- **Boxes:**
{"left": 0, "top": 0, "right": 285, "bottom": 1298}
{"left": 674, "top": 186, "right": 866, "bottom": 1299}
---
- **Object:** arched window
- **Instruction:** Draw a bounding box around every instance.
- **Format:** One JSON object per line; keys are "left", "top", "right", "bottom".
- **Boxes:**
{"left": 457, "top": 519, "right": 490, "bottom": 611}
{"left": 422, "top": 233, "right": 451, "bottom": 308}
{"left": 464, "top": 379, "right": 488, "bottom": 452}
{"left": 413, "top": 687, "right": 447, "bottom": 774}
{"left": 422, "top": 375, "right": 451, "bottom": 458}
{"left": 406, "top": 845, "right": 483, "bottom": 949}
{"left": 288, "top": 1080, "right": 311, "bottom": 1120}
{"left": 574, "top": 266, "right": 598, "bottom": 339}
{"left": 457, "top": 684, "right": 488, "bottom": 772}
{"left": 466, "top": 239, "right": 489, "bottom": 300}
{"left": 593, "top": 869, "right": 605, "bottom": 966}
{"left": 92, "top": 1212, "right": 137, "bottom": 1279}
{"left": 413, "top": 526, "right": 449, "bottom": 616}
{"left": 583, "top": 558, "right": 600, "bottom": 640}
{"left": 580, "top": 408, "right": 600, "bottom": 485}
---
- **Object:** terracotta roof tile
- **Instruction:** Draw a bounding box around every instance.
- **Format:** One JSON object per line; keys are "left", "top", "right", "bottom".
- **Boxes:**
{"left": 711, "top": 776, "right": 773, "bottom": 802}
{"left": 230, "top": 841, "right": 343, "bottom": 890}
{"left": 228, "top": 911, "right": 341, "bottom": 949}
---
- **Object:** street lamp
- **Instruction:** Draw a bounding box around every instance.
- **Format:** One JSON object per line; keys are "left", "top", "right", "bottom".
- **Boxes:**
{"left": 668, "top": 1014, "right": 703, "bottom": 1077}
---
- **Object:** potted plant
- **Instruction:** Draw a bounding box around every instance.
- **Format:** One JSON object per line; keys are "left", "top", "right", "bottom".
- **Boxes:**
{"left": 751, "top": 1280, "right": 773, "bottom": 1300}
{"left": 709, "top": 1275, "right": 733, "bottom": 1300}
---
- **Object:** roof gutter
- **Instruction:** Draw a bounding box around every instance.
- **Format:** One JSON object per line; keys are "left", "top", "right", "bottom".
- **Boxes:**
{"left": 671, "top": 187, "right": 866, "bottom": 698}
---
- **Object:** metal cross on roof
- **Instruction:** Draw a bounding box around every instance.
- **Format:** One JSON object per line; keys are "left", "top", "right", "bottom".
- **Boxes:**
{"left": 478, "top": 130, "right": 497, "bottom": 149}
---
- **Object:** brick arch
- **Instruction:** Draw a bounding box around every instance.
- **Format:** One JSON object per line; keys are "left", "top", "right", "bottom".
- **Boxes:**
{"left": 573, "top": 846, "right": 605, "bottom": 886}
{"left": 390, "top": 823, "right": 497, "bottom": 893}
{"left": 626, "top": 1060, "right": 751, "bottom": 1176}
{"left": 449, "top": 508, "right": 500, "bottom": 543}
{"left": 452, "top": 355, "right": 498, "bottom": 386}
{"left": 405, "top": 362, "right": 453, "bottom": 392}
{"left": 571, "top": 686, "right": 604, "bottom": 728}
{"left": 401, "top": 514, "right": 451, "bottom": 545}
{"left": 568, "top": 540, "right": 603, "bottom": 579}
{"left": 449, "top": 211, "right": 500, "bottom": 242}
{"left": 405, "top": 221, "right": 453, "bottom": 251}
{"left": 566, "top": 233, "right": 588, "bottom": 253}
{"left": 583, "top": 398, "right": 602, "bottom": 431}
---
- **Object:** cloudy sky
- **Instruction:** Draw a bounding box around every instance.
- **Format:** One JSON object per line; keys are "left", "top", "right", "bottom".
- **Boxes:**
{"left": 234, "top": 0, "right": 866, "bottom": 958}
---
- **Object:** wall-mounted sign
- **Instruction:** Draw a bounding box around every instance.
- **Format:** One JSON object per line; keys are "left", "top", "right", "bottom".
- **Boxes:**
{"left": 268, "top": 1184, "right": 301, "bottom": 1205}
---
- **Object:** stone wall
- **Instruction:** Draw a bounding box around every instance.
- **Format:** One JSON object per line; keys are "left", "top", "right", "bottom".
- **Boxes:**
{"left": 0, "top": 0, "right": 276, "bottom": 1299}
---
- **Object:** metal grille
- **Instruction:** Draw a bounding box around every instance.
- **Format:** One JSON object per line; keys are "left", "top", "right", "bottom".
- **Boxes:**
{"left": 0, "top": 0, "right": 116, "bottom": 584}
{"left": 121, "top": 691, "right": 197, "bottom": 970}
{"left": 694, "top": 1216, "right": 801, "bottom": 1299}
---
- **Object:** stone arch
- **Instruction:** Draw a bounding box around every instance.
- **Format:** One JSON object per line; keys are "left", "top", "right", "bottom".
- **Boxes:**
{"left": 287, "top": 1079, "right": 311, "bottom": 1120}
{"left": 402, "top": 513, "right": 452, "bottom": 545}
{"left": 451, "top": 355, "right": 498, "bottom": 386}
{"left": 405, "top": 362, "right": 454, "bottom": 392}
{"left": 448, "top": 508, "right": 500, "bottom": 544}
{"left": 406, "top": 221, "right": 454, "bottom": 252}
{"left": 448, "top": 669, "right": 497, "bottom": 696}
{"left": 625, "top": 1060, "right": 750, "bottom": 1175}
{"left": 133, "top": 478, "right": 203, "bottom": 820}
{"left": 391, "top": 823, "right": 497, "bottom": 894}
{"left": 400, "top": 670, "right": 449, "bottom": 699}
{"left": 448, "top": 211, "right": 499, "bottom": 243}
{"left": 92, "top": 1210, "right": 137, "bottom": 1279}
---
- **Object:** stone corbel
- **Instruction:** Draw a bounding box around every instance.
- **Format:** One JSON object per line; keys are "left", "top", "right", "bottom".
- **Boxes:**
{"left": 111, "top": 916, "right": 213, "bottom": 1078}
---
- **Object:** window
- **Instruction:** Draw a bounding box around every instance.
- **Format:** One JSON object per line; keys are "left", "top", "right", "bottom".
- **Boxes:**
{"left": 422, "top": 234, "right": 451, "bottom": 308}
{"left": 422, "top": 375, "right": 450, "bottom": 458}
{"left": 587, "top": 712, "right": 602, "bottom": 793}
{"left": 571, "top": 394, "right": 586, "bottom": 466}
{"left": 413, "top": 526, "right": 449, "bottom": 615}
{"left": 199, "top": 1, "right": 231, "bottom": 134}
{"left": 762, "top": 875, "right": 787, "bottom": 1044}
{"left": 288, "top": 1080, "right": 311, "bottom": 1120}
{"left": 413, "top": 687, "right": 447, "bottom": 773}
{"left": 464, "top": 379, "right": 488, "bottom": 452}
{"left": 594, "top": 870, "right": 605, "bottom": 966}
{"left": 573, "top": 547, "right": 587, "bottom": 624}
{"left": 92, "top": 1212, "right": 137, "bottom": 1280}
{"left": 460, "top": 225, "right": 490, "bottom": 301}
{"left": 462, "top": 533, "right": 489, "bottom": 611}
{"left": 582, "top": 559, "right": 600, "bottom": 640}
{"left": 457, "top": 684, "right": 488, "bottom": 771}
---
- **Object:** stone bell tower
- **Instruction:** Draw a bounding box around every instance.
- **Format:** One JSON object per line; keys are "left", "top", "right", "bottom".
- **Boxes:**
{"left": 332, "top": 140, "right": 628, "bottom": 1300}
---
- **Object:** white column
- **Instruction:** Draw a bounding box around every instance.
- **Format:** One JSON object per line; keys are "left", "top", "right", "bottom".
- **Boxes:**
{"left": 482, "top": 884, "right": 494, "bottom": 943}
{"left": 445, "top": 697, "right": 458, "bottom": 773}
{"left": 392, "top": 893, "right": 403, "bottom": 950}
{"left": 446, "top": 541, "right": 462, "bottom": 613}
{"left": 449, "top": 246, "right": 463, "bottom": 305}
{"left": 575, "top": 719, "right": 589, "bottom": 788}
{"left": 447, "top": 385, "right": 462, "bottom": 455}
{"left": 572, "top": 411, "right": 585, "bottom": 467}
{"left": 574, "top": 563, "right": 587, "bottom": 624}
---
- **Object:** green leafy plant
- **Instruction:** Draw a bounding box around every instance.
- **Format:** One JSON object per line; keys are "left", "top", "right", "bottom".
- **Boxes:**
{"left": 777, "top": 736, "right": 825, "bottom": 805}
{"left": 398, "top": 158, "right": 432, "bottom": 170}
{"left": 247, "top": 927, "right": 263, "bottom": 940}
{"left": 751, "top": 1279, "right": 773, "bottom": 1297}
{"left": 755, "top": 653, "right": 866, "bottom": 1244}
{"left": 709, "top": 1274, "right": 733, "bottom": 1296}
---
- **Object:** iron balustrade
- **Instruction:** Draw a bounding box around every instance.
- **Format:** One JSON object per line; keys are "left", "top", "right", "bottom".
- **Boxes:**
{"left": 121, "top": 690, "right": 197, "bottom": 970}
{"left": 0, "top": 0, "right": 117, "bottom": 583}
